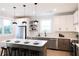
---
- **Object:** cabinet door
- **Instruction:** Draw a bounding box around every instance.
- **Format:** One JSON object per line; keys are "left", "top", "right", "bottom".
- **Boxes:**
{"left": 78, "top": 10, "right": 79, "bottom": 24}
{"left": 73, "top": 11, "right": 78, "bottom": 25}
{"left": 47, "top": 39, "right": 56, "bottom": 49}
{"left": 65, "top": 15, "right": 74, "bottom": 31}
{"left": 76, "top": 46, "right": 79, "bottom": 56}
{"left": 58, "top": 39, "right": 70, "bottom": 51}
{"left": 53, "top": 16, "right": 66, "bottom": 31}
{"left": 53, "top": 15, "right": 74, "bottom": 32}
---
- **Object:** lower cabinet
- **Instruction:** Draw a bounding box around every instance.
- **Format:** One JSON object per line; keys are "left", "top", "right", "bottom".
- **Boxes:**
{"left": 47, "top": 39, "right": 57, "bottom": 49}
{"left": 47, "top": 39, "right": 71, "bottom": 51}
{"left": 58, "top": 39, "right": 70, "bottom": 51}
{"left": 76, "top": 44, "right": 79, "bottom": 56}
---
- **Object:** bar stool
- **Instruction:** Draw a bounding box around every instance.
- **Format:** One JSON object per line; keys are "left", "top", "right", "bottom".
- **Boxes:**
{"left": 30, "top": 50, "right": 40, "bottom": 56}
{"left": 10, "top": 47, "right": 20, "bottom": 56}
{"left": 0, "top": 47, "right": 11, "bottom": 56}
{"left": 0, "top": 47, "right": 7, "bottom": 56}
{"left": 20, "top": 48, "right": 29, "bottom": 56}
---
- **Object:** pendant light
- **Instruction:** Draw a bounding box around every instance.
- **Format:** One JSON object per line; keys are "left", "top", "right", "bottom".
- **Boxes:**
{"left": 21, "top": 4, "right": 27, "bottom": 39}
{"left": 34, "top": 3, "right": 38, "bottom": 24}
{"left": 13, "top": 6, "right": 17, "bottom": 24}
{"left": 22, "top": 4, "right": 27, "bottom": 24}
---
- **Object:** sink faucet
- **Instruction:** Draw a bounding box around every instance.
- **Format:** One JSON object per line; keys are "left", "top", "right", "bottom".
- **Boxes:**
{"left": 44, "top": 32, "right": 47, "bottom": 37}
{"left": 38, "top": 33, "right": 40, "bottom": 37}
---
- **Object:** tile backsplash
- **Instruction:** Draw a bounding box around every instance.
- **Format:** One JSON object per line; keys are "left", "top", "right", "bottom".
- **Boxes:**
{"left": 28, "top": 31, "right": 77, "bottom": 38}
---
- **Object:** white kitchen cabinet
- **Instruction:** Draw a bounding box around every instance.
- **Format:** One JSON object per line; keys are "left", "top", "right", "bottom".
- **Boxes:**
{"left": 77, "top": 10, "right": 79, "bottom": 32}
{"left": 73, "top": 9, "right": 79, "bottom": 32}
{"left": 75, "top": 24, "right": 79, "bottom": 32}
{"left": 73, "top": 10, "right": 78, "bottom": 25}
{"left": 53, "top": 15, "right": 75, "bottom": 32}
{"left": 53, "top": 16, "right": 66, "bottom": 31}
{"left": 78, "top": 10, "right": 79, "bottom": 24}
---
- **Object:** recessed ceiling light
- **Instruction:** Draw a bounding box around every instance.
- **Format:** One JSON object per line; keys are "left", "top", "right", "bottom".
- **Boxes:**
{"left": 53, "top": 9, "right": 56, "bottom": 11}
{"left": 1, "top": 8, "right": 5, "bottom": 11}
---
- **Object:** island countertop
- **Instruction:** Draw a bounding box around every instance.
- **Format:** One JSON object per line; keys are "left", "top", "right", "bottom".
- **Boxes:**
{"left": 76, "top": 44, "right": 79, "bottom": 47}
{"left": 1, "top": 39, "right": 47, "bottom": 47}
{"left": 1, "top": 39, "right": 48, "bottom": 56}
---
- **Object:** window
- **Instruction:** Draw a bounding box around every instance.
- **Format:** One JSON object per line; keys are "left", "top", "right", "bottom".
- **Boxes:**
{"left": 0, "top": 18, "right": 12, "bottom": 35}
{"left": 0, "top": 19, "right": 2, "bottom": 34}
{"left": 40, "top": 19, "right": 52, "bottom": 33}
{"left": 3, "top": 20, "right": 12, "bottom": 34}
{"left": 0, "top": 27, "right": 2, "bottom": 34}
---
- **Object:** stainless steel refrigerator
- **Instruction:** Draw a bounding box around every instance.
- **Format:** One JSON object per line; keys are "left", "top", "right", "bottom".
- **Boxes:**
{"left": 16, "top": 25, "right": 27, "bottom": 39}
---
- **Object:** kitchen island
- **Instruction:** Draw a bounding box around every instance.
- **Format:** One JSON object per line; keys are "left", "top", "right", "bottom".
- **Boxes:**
{"left": 1, "top": 39, "right": 47, "bottom": 56}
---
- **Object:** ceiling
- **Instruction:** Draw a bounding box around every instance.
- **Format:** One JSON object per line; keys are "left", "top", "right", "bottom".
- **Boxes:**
{"left": 0, "top": 3, "right": 78, "bottom": 18}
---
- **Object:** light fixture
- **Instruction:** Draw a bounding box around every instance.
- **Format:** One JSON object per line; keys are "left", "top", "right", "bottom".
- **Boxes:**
{"left": 12, "top": 6, "right": 17, "bottom": 24}
{"left": 22, "top": 21, "right": 27, "bottom": 24}
{"left": 34, "top": 3, "right": 38, "bottom": 24}
{"left": 23, "top": 4, "right": 26, "bottom": 17}
{"left": 22, "top": 4, "right": 27, "bottom": 24}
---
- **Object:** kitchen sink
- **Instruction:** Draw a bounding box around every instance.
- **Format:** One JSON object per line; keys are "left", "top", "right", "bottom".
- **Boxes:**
{"left": 14, "top": 41, "right": 20, "bottom": 43}
{"left": 24, "top": 42, "right": 30, "bottom": 44}
{"left": 33, "top": 42, "right": 39, "bottom": 45}
{"left": 6, "top": 40, "right": 10, "bottom": 42}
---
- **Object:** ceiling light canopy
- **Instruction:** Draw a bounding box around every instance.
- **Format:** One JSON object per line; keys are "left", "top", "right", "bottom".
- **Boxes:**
{"left": 23, "top": 4, "right": 26, "bottom": 7}
{"left": 34, "top": 3, "right": 38, "bottom": 5}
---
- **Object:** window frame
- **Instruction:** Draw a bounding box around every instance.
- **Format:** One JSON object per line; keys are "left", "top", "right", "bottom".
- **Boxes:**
{"left": 39, "top": 19, "right": 52, "bottom": 33}
{"left": 0, "top": 17, "right": 13, "bottom": 36}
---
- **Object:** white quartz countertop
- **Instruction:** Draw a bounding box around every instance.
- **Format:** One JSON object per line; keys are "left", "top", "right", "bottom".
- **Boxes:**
{"left": 76, "top": 44, "right": 79, "bottom": 47}
{"left": 1, "top": 39, "right": 47, "bottom": 47}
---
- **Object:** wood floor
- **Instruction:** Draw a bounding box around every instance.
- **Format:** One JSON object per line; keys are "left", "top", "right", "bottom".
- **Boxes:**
{"left": 47, "top": 49, "right": 71, "bottom": 56}
{"left": 0, "top": 48, "right": 70, "bottom": 56}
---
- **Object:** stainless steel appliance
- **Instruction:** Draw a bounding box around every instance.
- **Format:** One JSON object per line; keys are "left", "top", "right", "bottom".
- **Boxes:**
{"left": 16, "top": 25, "right": 27, "bottom": 39}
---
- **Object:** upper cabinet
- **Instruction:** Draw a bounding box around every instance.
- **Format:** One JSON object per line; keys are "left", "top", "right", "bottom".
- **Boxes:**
{"left": 53, "top": 15, "right": 75, "bottom": 32}
{"left": 73, "top": 10, "right": 78, "bottom": 25}
{"left": 73, "top": 9, "right": 79, "bottom": 32}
